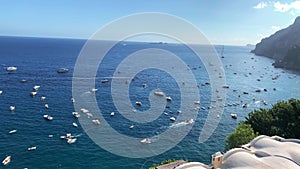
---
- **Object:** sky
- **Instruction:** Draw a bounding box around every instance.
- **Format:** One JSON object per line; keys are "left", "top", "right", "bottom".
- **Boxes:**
{"left": 0, "top": 0, "right": 299, "bottom": 45}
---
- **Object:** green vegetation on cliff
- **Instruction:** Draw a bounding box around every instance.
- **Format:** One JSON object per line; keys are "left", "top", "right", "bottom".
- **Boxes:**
{"left": 226, "top": 98, "right": 300, "bottom": 149}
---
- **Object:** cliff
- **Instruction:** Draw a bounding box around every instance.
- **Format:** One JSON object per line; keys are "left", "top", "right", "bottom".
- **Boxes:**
{"left": 251, "top": 16, "right": 300, "bottom": 71}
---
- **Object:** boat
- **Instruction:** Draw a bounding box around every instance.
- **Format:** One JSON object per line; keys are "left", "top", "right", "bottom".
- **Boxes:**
{"left": 33, "top": 85, "right": 40, "bottom": 91}
{"left": 72, "top": 112, "right": 80, "bottom": 118}
{"left": 2, "top": 156, "right": 11, "bottom": 165}
{"left": 57, "top": 68, "right": 69, "bottom": 73}
{"left": 72, "top": 122, "right": 78, "bottom": 128}
{"left": 92, "top": 119, "right": 100, "bottom": 125}
{"left": 154, "top": 91, "right": 164, "bottom": 96}
{"left": 6, "top": 66, "right": 17, "bottom": 71}
{"left": 80, "top": 108, "right": 89, "bottom": 113}
{"left": 9, "top": 129, "right": 17, "bottom": 134}
{"left": 71, "top": 97, "right": 75, "bottom": 103}
{"left": 9, "top": 106, "right": 15, "bottom": 111}
{"left": 30, "top": 91, "right": 37, "bottom": 96}
{"left": 142, "top": 83, "right": 147, "bottom": 88}
{"left": 0, "top": 90, "right": 2, "bottom": 94}
{"left": 20, "top": 79, "right": 27, "bottom": 83}
{"left": 170, "top": 117, "right": 176, "bottom": 122}
{"left": 140, "top": 138, "right": 151, "bottom": 144}
{"left": 222, "top": 85, "right": 229, "bottom": 88}
{"left": 44, "top": 104, "right": 49, "bottom": 109}
{"left": 67, "top": 138, "right": 77, "bottom": 144}
{"left": 186, "top": 119, "right": 194, "bottom": 124}
{"left": 90, "top": 88, "right": 98, "bottom": 93}
{"left": 43, "top": 115, "right": 53, "bottom": 121}
{"left": 135, "top": 101, "right": 142, "bottom": 106}
{"left": 166, "top": 96, "right": 172, "bottom": 101}
{"left": 129, "top": 125, "right": 134, "bottom": 129}
{"left": 40, "top": 96, "right": 46, "bottom": 101}
{"left": 194, "top": 100, "right": 200, "bottom": 104}
{"left": 27, "top": 146, "right": 37, "bottom": 151}
{"left": 110, "top": 112, "right": 115, "bottom": 116}
{"left": 231, "top": 114, "right": 237, "bottom": 119}
{"left": 242, "top": 104, "right": 248, "bottom": 108}
{"left": 101, "top": 79, "right": 109, "bottom": 83}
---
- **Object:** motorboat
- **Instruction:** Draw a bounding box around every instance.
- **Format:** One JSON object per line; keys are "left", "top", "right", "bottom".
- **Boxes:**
{"left": 28, "top": 146, "right": 37, "bottom": 151}
{"left": 30, "top": 91, "right": 37, "bottom": 96}
{"left": 101, "top": 79, "right": 109, "bottom": 83}
{"left": 9, "top": 129, "right": 17, "bottom": 134}
{"left": 0, "top": 90, "right": 2, "bottom": 94}
{"left": 67, "top": 138, "right": 77, "bottom": 144}
{"left": 231, "top": 113, "right": 237, "bottom": 119}
{"left": 166, "top": 96, "right": 172, "bottom": 101}
{"left": 9, "top": 106, "right": 15, "bottom": 111}
{"left": 6, "top": 66, "right": 17, "bottom": 71}
{"left": 110, "top": 112, "right": 115, "bottom": 116}
{"left": 140, "top": 138, "right": 151, "bottom": 144}
{"left": 40, "top": 96, "right": 46, "bottom": 101}
{"left": 57, "top": 68, "right": 69, "bottom": 73}
{"left": 80, "top": 108, "right": 89, "bottom": 113}
{"left": 90, "top": 88, "right": 98, "bottom": 93}
{"left": 72, "top": 112, "right": 80, "bottom": 118}
{"left": 33, "top": 85, "right": 40, "bottom": 91}
{"left": 2, "top": 156, "right": 11, "bottom": 165}
{"left": 135, "top": 102, "right": 142, "bottom": 106}
{"left": 92, "top": 119, "right": 100, "bottom": 125}
{"left": 129, "top": 125, "right": 134, "bottom": 129}
{"left": 154, "top": 91, "right": 164, "bottom": 96}
{"left": 43, "top": 115, "right": 53, "bottom": 121}
{"left": 44, "top": 104, "right": 49, "bottom": 109}
{"left": 170, "top": 117, "right": 176, "bottom": 122}
{"left": 72, "top": 122, "right": 78, "bottom": 128}
{"left": 194, "top": 100, "right": 200, "bottom": 104}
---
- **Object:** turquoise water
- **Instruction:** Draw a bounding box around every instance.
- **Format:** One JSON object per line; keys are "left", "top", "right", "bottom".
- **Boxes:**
{"left": 0, "top": 36, "right": 300, "bottom": 168}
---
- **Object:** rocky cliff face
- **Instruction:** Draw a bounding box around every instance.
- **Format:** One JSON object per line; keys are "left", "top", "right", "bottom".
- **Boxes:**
{"left": 251, "top": 16, "right": 300, "bottom": 71}
{"left": 251, "top": 16, "right": 300, "bottom": 60}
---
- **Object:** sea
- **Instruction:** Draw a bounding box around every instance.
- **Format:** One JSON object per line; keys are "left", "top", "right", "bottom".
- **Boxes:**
{"left": 0, "top": 36, "right": 300, "bottom": 169}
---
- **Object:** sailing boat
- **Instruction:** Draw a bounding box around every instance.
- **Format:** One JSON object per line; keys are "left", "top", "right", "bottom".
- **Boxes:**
{"left": 221, "top": 45, "right": 225, "bottom": 58}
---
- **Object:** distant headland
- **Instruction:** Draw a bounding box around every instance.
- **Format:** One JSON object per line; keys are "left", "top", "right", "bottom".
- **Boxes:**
{"left": 251, "top": 16, "right": 300, "bottom": 71}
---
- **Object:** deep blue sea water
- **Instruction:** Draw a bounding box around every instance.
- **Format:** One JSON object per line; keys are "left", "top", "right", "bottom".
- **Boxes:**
{"left": 0, "top": 36, "right": 300, "bottom": 169}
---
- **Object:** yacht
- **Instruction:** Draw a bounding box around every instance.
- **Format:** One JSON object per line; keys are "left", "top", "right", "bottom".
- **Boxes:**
{"left": 43, "top": 115, "right": 53, "bottom": 121}
{"left": 2, "top": 156, "right": 11, "bottom": 165}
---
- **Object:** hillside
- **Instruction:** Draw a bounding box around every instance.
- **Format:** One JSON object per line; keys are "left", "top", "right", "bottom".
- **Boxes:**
{"left": 251, "top": 16, "right": 300, "bottom": 71}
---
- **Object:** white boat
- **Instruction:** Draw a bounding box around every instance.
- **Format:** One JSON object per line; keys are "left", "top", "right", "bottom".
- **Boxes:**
{"left": 170, "top": 117, "right": 176, "bottom": 122}
{"left": 194, "top": 100, "right": 200, "bottom": 104}
{"left": 57, "top": 68, "right": 69, "bottom": 73}
{"left": 2, "top": 156, "right": 11, "bottom": 165}
{"left": 30, "top": 91, "right": 37, "bottom": 96}
{"left": 92, "top": 119, "right": 100, "bottom": 125}
{"left": 166, "top": 96, "right": 172, "bottom": 101}
{"left": 71, "top": 97, "right": 75, "bottom": 103}
{"left": 231, "top": 113, "right": 237, "bottom": 119}
{"left": 142, "top": 83, "right": 147, "bottom": 88}
{"left": 135, "top": 101, "right": 142, "bottom": 106}
{"left": 6, "top": 66, "right": 17, "bottom": 71}
{"left": 33, "top": 85, "right": 40, "bottom": 91}
{"left": 80, "top": 108, "right": 89, "bottom": 113}
{"left": 154, "top": 91, "right": 164, "bottom": 96}
{"left": 67, "top": 138, "right": 77, "bottom": 144}
{"left": 90, "top": 88, "right": 98, "bottom": 92}
{"left": 28, "top": 146, "right": 37, "bottom": 151}
{"left": 40, "top": 96, "right": 46, "bottom": 101}
{"left": 43, "top": 115, "right": 53, "bottom": 121}
{"left": 129, "top": 125, "right": 134, "bottom": 129}
{"left": 110, "top": 112, "right": 115, "bottom": 116}
{"left": 72, "top": 112, "right": 80, "bottom": 118}
{"left": 186, "top": 119, "right": 194, "bottom": 124}
{"left": 101, "top": 79, "right": 109, "bottom": 83}
{"left": 140, "top": 138, "right": 151, "bottom": 144}
{"left": 9, "top": 129, "right": 17, "bottom": 134}
{"left": 72, "top": 122, "right": 78, "bottom": 128}
{"left": 44, "top": 104, "right": 49, "bottom": 109}
{"left": 0, "top": 90, "right": 3, "bottom": 94}
{"left": 9, "top": 106, "right": 15, "bottom": 111}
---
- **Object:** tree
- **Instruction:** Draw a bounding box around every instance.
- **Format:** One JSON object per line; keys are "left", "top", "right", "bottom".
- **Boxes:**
{"left": 246, "top": 98, "right": 300, "bottom": 138}
{"left": 226, "top": 123, "right": 258, "bottom": 150}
